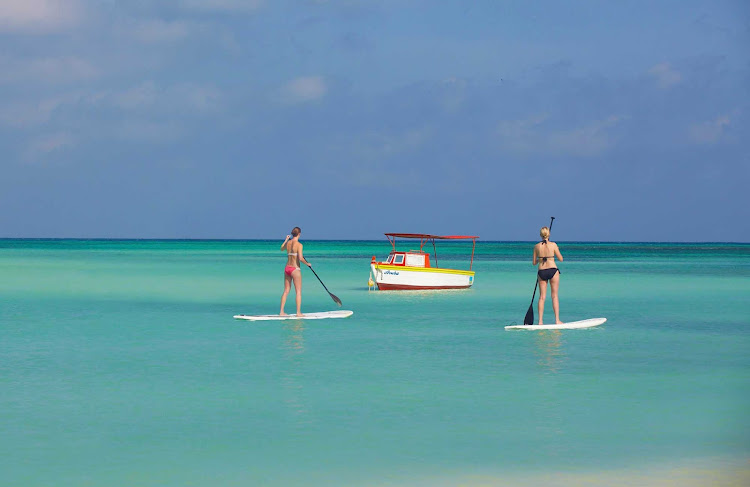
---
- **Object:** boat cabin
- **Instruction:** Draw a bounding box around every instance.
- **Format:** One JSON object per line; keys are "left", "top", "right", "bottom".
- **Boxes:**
{"left": 373, "top": 250, "right": 432, "bottom": 268}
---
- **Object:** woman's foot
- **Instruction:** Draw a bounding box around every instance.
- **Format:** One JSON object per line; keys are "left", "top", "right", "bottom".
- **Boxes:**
{"left": 280, "top": 312, "right": 288, "bottom": 316}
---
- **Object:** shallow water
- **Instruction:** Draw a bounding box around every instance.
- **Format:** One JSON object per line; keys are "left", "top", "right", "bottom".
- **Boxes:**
{"left": 1, "top": 240, "right": 748, "bottom": 485}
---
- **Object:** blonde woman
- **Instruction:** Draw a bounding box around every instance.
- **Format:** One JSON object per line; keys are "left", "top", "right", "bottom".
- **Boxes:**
{"left": 280, "top": 227, "right": 311, "bottom": 316}
{"left": 533, "top": 226, "right": 563, "bottom": 324}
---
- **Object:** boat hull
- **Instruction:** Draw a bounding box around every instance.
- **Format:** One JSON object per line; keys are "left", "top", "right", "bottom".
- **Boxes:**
{"left": 371, "top": 264, "right": 474, "bottom": 290}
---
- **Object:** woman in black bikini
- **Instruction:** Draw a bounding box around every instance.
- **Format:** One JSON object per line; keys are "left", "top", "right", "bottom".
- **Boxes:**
{"left": 280, "top": 227, "right": 311, "bottom": 316}
{"left": 533, "top": 226, "right": 563, "bottom": 325}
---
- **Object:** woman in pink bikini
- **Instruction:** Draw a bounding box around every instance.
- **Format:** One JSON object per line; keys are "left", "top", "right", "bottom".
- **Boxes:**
{"left": 280, "top": 227, "right": 311, "bottom": 316}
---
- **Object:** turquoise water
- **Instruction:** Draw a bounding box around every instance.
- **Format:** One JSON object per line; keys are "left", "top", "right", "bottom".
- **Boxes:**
{"left": 1, "top": 240, "right": 748, "bottom": 486}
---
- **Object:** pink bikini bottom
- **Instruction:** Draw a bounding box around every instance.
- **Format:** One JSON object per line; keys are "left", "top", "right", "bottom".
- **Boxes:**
{"left": 284, "top": 265, "right": 299, "bottom": 277}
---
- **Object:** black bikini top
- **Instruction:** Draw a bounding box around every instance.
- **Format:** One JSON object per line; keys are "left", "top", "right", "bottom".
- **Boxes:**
{"left": 539, "top": 240, "right": 554, "bottom": 261}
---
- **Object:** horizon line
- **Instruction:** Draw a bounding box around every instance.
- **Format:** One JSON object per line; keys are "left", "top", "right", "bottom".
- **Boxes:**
{"left": 0, "top": 237, "right": 748, "bottom": 245}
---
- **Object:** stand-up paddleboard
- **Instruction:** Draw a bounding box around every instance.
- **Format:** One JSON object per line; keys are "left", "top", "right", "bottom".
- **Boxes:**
{"left": 505, "top": 318, "right": 606, "bottom": 330}
{"left": 234, "top": 310, "right": 354, "bottom": 321}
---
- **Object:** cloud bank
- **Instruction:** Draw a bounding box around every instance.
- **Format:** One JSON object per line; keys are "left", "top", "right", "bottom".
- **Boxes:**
{"left": 0, "top": 0, "right": 83, "bottom": 33}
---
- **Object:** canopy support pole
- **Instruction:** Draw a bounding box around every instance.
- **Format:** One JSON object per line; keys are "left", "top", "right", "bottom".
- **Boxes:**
{"left": 387, "top": 235, "right": 396, "bottom": 251}
{"left": 470, "top": 238, "right": 476, "bottom": 271}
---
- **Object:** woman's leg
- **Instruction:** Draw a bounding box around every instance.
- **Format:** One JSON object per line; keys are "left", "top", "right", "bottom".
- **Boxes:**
{"left": 550, "top": 271, "right": 562, "bottom": 324}
{"left": 292, "top": 269, "right": 303, "bottom": 315}
{"left": 280, "top": 273, "right": 292, "bottom": 315}
{"left": 537, "top": 277, "right": 548, "bottom": 325}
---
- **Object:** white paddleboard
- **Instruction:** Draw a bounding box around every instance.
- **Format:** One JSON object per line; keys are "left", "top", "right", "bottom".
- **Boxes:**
{"left": 234, "top": 310, "right": 354, "bottom": 321}
{"left": 505, "top": 318, "right": 606, "bottom": 330}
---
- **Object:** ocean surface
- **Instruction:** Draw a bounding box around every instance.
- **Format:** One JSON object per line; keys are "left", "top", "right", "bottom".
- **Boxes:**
{"left": 1, "top": 239, "right": 748, "bottom": 486}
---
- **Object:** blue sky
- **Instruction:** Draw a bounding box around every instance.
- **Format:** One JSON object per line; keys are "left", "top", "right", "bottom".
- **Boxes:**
{"left": 0, "top": 0, "right": 748, "bottom": 241}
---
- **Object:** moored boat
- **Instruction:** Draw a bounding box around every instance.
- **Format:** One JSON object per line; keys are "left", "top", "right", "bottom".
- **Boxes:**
{"left": 370, "top": 233, "right": 478, "bottom": 290}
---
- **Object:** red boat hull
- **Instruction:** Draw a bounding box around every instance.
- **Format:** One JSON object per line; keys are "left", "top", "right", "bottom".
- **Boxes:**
{"left": 376, "top": 283, "right": 472, "bottom": 291}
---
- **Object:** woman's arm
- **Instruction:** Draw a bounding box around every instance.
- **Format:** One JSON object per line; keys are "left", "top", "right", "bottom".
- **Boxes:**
{"left": 298, "top": 244, "right": 311, "bottom": 267}
{"left": 281, "top": 235, "right": 290, "bottom": 251}
{"left": 554, "top": 243, "right": 563, "bottom": 262}
{"left": 532, "top": 245, "right": 538, "bottom": 266}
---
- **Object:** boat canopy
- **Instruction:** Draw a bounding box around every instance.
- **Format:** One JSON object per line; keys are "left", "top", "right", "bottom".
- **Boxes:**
{"left": 384, "top": 233, "right": 478, "bottom": 240}
{"left": 384, "top": 233, "right": 478, "bottom": 270}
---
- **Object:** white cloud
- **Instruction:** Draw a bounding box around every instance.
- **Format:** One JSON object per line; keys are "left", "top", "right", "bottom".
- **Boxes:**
{"left": 0, "top": 81, "right": 221, "bottom": 133}
{"left": 0, "top": 93, "right": 79, "bottom": 128}
{"left": 347, "top": 128, "right": 432, "bottom": 158}
{"left": 0, "top": 0, "right": 83, "bottom": 33}
{"left": 281, "top": 76, "right": 327, "bottom": 103}
{"left": 318, "top": 126, "right": 433, "bottom": 188}
{"left": 115, "top": 120, "right": 184, "bottom": 143}
{"left": 179, "top": 0, "right": 264, "bottom": 13}
{"left": 439, "top": 77, "right": 469, "bottom": 113}
{"left": 496, "top": 115, "right": 622, "bottom": 157}
{"left": 24, "top": 131, "right": 75, "bottom": 160}
{"left": 173, "top": 84, "right": 222, "bottom": 111}
{"left": 93, "top": 83, "right": 222, "bottom": 142}
{"left": 130, "top": 19, "right": 191, "bottom": 43}
{"left": 96, "top": 81, "right": 222, "bottom": 112}
{"left": 0, "top": 55, "right": 98, "bottom": 84}
{"left": 547, "top": 116, "right": 622, "bottom": 156}
{"left": 496, "top": 114, "right": 549, "bottom": 140}
{"left": 649, "top": 62, "right": 682, "bottom": 88}
{"left": 109, "top": 81, "right": 159, "bottom": 109}
{"left": 689, "top": 115, "right": 731, "bottom": 144}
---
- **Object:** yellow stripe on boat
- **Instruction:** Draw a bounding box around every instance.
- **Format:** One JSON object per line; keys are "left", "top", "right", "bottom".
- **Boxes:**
{"left": 374, "top": 264, "right": 475, "bottom": 276}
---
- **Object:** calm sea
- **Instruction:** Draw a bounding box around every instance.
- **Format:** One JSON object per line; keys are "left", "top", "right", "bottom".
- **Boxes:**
{"left": 1, "top": 240, "right": 748, "bottom": 486}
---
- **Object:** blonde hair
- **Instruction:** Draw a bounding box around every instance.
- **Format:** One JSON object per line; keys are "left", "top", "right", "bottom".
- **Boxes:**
{"left": 540, "top": 226, "right": 550, "bottom": 240}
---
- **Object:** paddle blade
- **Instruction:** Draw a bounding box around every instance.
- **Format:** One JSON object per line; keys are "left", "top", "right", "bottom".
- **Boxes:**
{"left": 523, "top": 305, "right": 534, "bottom": 325}
{"left": 330, "top": 293, "right": 343, "bottom": 307}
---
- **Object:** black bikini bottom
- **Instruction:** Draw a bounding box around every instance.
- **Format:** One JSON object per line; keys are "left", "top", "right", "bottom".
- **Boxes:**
{"left": 538, "top": 268, "right": 559, "bottom": 281}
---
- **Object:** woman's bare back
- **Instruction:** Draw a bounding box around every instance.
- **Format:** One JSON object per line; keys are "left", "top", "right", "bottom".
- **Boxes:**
{"left": 285, "top": 240, "right": 302, "bottom": 268}
{"left": 534, "top": 241, "right": 562, "bottom": 270}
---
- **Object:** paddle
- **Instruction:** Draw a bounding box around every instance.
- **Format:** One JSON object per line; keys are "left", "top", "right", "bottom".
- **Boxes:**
{"left": 523, "top": 216, "right": 555, "bottom": 325}
{"left": 307, "top": 264, "right": 342, "bottom": 307}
